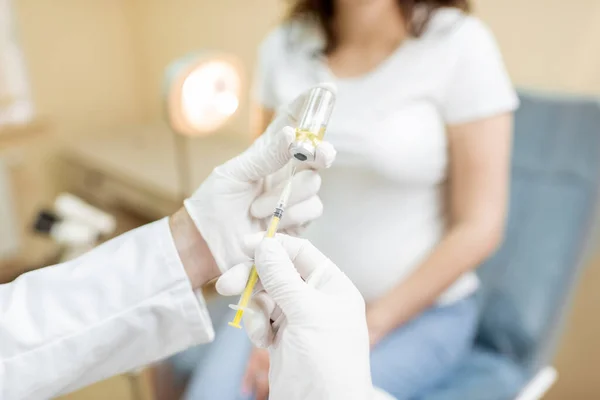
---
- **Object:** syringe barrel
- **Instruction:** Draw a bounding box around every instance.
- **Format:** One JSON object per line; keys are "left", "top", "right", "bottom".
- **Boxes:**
{"left": 290, "top": 84, "right": 336, "bottom": 161}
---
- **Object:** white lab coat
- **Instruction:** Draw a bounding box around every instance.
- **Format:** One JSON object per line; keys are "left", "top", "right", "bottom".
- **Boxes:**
{"left": 0, "top": 218, "right": 214, "bottom": 400}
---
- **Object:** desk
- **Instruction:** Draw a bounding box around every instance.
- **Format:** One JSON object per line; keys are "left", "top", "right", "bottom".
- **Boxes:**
{"left": 0, "top": 120, "right": 55, "bottom": 280}
{"left": 61, "top": 123, "right": 249, "bottom": 220}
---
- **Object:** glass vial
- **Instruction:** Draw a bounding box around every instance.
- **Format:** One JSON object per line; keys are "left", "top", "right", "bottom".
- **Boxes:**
{"left": 290, "top": 83, "right": 336, "bottom": 161}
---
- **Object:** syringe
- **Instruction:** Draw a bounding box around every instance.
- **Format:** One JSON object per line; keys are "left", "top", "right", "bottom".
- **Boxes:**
{"left": 228, "top": 83, "right": 336, "bottom": 329}
{"left": 228, "top": 165, "right": 297, "bottom": 328}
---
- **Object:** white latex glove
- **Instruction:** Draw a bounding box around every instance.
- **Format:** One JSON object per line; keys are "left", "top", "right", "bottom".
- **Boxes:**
{"left": 251, "top": 168, "right": 324, "bottom": 237}
{"left": 184, "top": 87, "right": 336, "bottom": 272}
{"left": 251, "top": 84, "right": 336, "bottom": 237}
{"left": 217, "top": 234, "right": 373, "bottom": 400}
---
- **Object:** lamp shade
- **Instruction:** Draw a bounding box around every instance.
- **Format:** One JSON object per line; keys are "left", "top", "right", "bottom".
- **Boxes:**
{"left": 164, "top": 52, "right": 242, "bottom": 136}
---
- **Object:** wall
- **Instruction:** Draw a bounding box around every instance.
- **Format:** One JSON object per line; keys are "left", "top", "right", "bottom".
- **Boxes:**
{"left": 475, "top": 0, "right": 600, "bottom": 94}
{"left": 2, "top": 0, "right": 144, "bottom": 270}
{"left": 15, "top": 0, "right": 143, "bottom": 135}
{"left": 129, "top": 0, "right": 283, "bottom": 133}
{"left": 12, "top": 0, "right": 600, "bottom": 136}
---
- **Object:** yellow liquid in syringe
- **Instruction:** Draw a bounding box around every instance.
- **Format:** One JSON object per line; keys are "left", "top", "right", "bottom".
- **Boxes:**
{"left": 228, "top": 168, "right": 296, "bottom": 329}
{"left": 228, "top": 214, "right": 281, "bottom": 329}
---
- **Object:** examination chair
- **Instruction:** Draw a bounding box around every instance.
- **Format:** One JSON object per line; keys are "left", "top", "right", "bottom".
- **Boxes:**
{"left": 419, "top": 92, "right": 600, "bottom": 400}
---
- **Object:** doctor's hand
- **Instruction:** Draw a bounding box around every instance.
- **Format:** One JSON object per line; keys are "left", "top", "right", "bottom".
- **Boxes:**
{"left": 217, "top": 235, "right": 372, "bottom": 400}
{"left": 172, "top": 88, "right": 336, "bottom": 285}
{"left": 251, "top": 88, "right": 336, "bottom": 237}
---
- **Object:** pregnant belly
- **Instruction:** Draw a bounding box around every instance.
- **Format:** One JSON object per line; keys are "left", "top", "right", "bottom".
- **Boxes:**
{"left": 304, "top": 215, "right": 444, "bottom": 302}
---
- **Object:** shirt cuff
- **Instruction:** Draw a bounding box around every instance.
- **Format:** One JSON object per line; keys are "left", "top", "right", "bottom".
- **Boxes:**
{"left": 157, "top": 217, "right": 215, "bottom": 344}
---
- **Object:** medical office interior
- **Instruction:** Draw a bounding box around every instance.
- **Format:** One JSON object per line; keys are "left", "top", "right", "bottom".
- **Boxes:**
{"left": 1, "top": 0, "right": 600, "bottom": 399}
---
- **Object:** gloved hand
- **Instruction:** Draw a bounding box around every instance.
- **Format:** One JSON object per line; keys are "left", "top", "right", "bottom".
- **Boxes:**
{"left": 217, "top": 234, "right": 373, "bottom": 400}
{"left": 251, "top": 168, "right": 325, "bottom": 237}
{"left": 184, "top": 86, "right": 336, "bottom": 272}
{"left": 250, "top": 88, "right": 336, "bottom": 237}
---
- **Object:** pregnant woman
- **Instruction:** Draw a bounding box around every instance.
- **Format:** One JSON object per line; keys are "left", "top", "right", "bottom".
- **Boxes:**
{"left": 181, "top": 0, "right": 518, "bottom": 398}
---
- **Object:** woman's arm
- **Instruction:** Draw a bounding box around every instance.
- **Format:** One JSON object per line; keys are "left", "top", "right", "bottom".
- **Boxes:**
{"left": 367, "top": 113, "right": 513, "bottom": 345}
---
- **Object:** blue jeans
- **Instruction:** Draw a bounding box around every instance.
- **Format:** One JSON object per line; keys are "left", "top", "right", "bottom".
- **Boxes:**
{"left": 180, "top": 295, "right": 478, "bottom": 400}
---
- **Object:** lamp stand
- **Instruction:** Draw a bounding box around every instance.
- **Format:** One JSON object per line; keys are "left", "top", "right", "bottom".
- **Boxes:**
{"left": 173, "top": 132, "right": 192, "bottom": 202}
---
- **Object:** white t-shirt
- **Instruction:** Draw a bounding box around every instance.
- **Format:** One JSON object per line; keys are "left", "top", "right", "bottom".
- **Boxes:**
{"left": 254, "top": 8, "right": 519, "bottom": 304}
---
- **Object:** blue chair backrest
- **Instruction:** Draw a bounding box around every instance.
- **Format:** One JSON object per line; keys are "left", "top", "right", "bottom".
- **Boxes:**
{"left": 475, "top": 91, "right": 600, "bottom": 374}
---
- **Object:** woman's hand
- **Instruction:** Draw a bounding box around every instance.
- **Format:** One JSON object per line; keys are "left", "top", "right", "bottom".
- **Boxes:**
{"left": 366, "top": 302, "right": 392, "bottom": 348}
{"left": 243, "top": 348, "right": 270, "bottom": 400}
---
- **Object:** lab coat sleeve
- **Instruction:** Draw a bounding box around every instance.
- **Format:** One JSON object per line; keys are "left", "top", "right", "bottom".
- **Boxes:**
{"left": 0, "top": 218, "right": 214, "bottom": 400}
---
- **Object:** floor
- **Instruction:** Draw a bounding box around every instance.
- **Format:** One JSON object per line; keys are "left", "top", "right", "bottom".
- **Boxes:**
{"left": 56, "top": 372, "right": 154, "bottom": 400}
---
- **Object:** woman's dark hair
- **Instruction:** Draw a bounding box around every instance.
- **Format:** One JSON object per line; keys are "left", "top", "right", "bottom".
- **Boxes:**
{"left": 288, "top": 0, "right": 471, "bottom": 53}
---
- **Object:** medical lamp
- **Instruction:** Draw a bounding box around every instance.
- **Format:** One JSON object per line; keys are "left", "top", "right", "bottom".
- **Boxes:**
{"left": 164, "top": 52, "right": 242, "bottom": 200}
